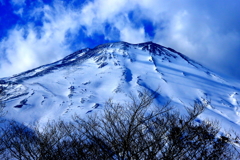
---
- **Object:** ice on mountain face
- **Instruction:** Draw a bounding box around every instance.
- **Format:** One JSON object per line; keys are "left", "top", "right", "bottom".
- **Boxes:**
{"left": 1, "top": 41, "right": 240, "bottom": 133}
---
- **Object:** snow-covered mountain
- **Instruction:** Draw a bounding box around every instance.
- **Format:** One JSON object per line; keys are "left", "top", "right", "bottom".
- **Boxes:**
{"left": 1, "top": 41, "right": 240, "bottom": 132}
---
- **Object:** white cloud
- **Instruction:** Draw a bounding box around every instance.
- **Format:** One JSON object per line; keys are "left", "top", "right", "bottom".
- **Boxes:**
{"left": 0, "top": 2, "right": 82, "bottom": 77}
{"left": 120, "top": 27, "right": 145, "bottom": 43}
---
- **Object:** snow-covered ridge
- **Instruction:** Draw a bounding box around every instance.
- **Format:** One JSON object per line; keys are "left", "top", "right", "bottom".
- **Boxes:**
{"left": 0, "top": 41, "right": 240, "bottom": 133}
{"left": 2, "top": 41, "right": 204, "bottom": 83}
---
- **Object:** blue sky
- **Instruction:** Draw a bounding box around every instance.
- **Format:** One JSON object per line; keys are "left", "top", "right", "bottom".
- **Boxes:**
{"left": 0, "top": 0, "right": 240, "bottom": 80}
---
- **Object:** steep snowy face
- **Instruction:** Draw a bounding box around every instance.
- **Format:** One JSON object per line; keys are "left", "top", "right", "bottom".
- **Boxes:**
{"left": 1, "top": 41, "right": 240, "bottom": 132}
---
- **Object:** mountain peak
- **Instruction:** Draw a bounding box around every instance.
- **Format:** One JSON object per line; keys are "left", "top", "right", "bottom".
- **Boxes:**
{"left": 4, "top": 42, "right": 198, "bottom": 82}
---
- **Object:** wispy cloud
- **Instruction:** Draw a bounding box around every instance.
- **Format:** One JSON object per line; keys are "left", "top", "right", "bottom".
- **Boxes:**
{"left": 10, "top": 0, "right": 25, "bottom": 6}
{"left": 0, "top": 1, "right": 81, "bottom": 77}
{"left": 0, "top": 0, "right": 240, "bottom": 79}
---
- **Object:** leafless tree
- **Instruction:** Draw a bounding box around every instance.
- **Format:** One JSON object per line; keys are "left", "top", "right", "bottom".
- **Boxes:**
{"left": 0, "top": 90, "right": 239, "bottom": 159}
{"left": 72, "top": 93, "right": 239, "bottom": 159}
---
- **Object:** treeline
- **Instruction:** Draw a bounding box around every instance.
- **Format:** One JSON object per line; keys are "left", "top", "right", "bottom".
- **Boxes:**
{"left": 0, "top": 91, "right": 239, "bottom": 159}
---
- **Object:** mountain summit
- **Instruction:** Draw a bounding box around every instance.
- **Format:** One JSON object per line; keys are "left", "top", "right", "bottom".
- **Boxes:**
{"left": 1, "top": 41, "right": 240, "bottom": 131}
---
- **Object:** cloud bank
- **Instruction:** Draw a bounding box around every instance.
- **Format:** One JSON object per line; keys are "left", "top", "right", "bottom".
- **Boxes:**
{"left": 0, "top": 0, "right": 240, "bottom": 79}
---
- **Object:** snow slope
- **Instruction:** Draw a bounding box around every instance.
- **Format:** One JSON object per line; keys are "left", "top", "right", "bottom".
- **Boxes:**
{"left": 1, "top": 41, "right": 240, "bottom": 132}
